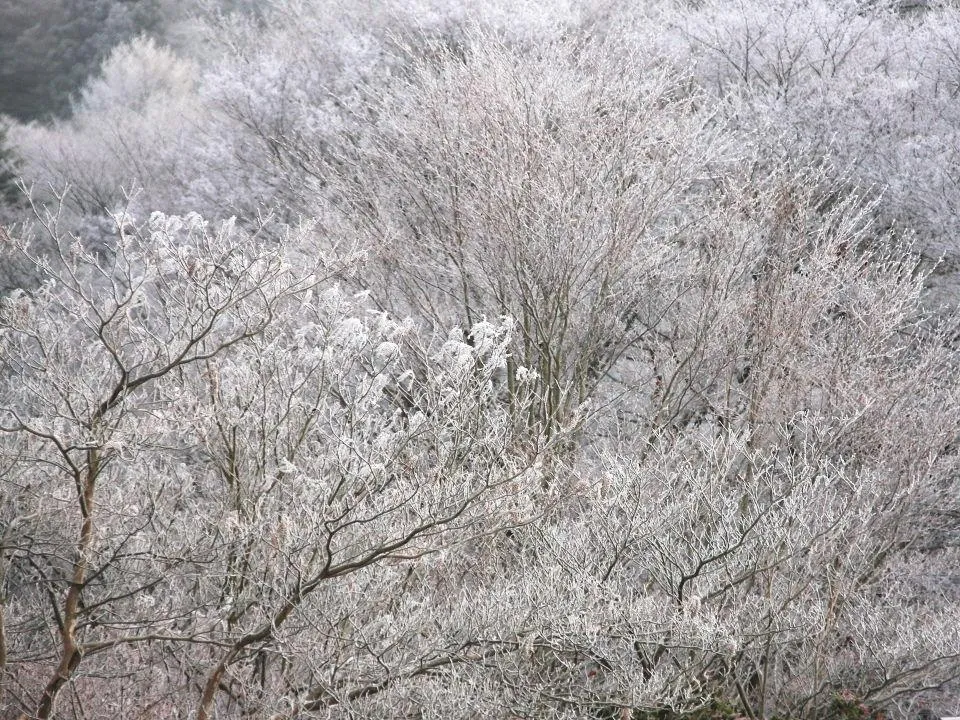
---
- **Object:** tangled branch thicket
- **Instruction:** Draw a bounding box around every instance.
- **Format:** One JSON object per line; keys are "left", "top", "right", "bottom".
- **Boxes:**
{"left": 1, "top": 1, "right": 958, "bottom": 718}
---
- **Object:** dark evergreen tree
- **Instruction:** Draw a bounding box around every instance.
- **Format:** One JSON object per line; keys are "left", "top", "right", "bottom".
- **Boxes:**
{"left": 0, "top": 0, "right": 164, "bottom": 121}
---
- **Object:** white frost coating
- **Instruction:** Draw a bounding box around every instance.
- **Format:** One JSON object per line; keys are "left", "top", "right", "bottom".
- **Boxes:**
{"left": 373, "top": 341, "right": 400, "bottom": 366}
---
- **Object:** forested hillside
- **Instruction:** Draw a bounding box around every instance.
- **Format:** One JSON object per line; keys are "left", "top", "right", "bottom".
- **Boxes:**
{"left": 0, "top": 1, "right": 958, "bottom": 719}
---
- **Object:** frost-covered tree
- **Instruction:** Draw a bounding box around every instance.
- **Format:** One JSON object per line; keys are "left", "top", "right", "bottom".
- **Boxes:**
{"left": 0, "top": 121, "right": 23, "bottom": 229}
{"left": 1, "top": 179, "right": 957, "bottom": 720}
{"left": 8, "top": 37, "right": 201, "bottom": 222}
{"left": 0, "top": 0, "right": 168, "bottom": 121}
{"left": 0, "top": 207, "right": 559, "bottom": 719}
{"left": 651, "top": 0, "right": 960, "bottom": 286}
{"left": 327, "top": 32, "right": 730, "bottom": 439}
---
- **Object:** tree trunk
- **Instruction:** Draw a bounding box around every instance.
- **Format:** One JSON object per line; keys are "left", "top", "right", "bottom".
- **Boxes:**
{"left": 35, "top": 452, "right": 99, "bottom": 719}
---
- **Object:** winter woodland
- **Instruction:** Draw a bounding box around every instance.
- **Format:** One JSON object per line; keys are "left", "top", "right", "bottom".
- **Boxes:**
{"left": 0, "top": 1, "right": 958, "bottom": 718}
